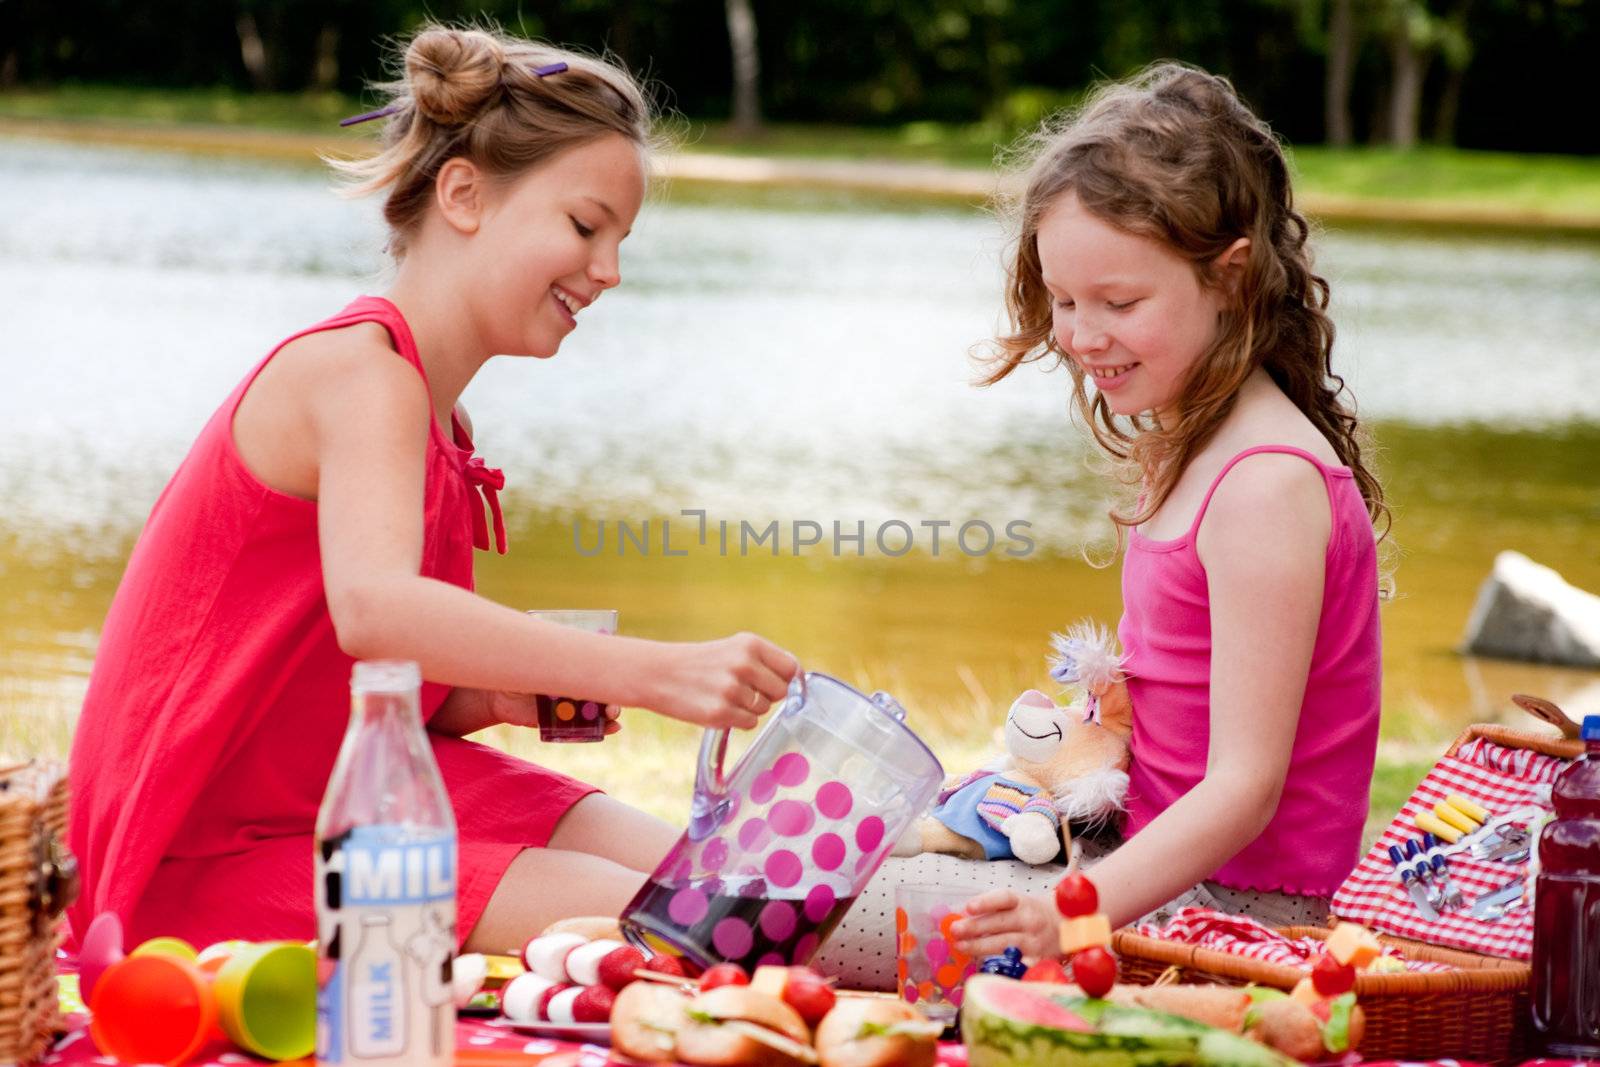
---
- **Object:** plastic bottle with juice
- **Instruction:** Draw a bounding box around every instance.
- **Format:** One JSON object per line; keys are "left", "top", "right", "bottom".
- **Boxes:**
{"left": 1530, "top": 713, "right": 1600, "bottom": 1057}
{"left": 315, "top": 660, "right": 457, "bottom": 1066}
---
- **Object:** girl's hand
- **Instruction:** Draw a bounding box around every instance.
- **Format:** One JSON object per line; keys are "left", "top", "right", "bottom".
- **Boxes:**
{"left": 646, "top": 633, "right": 798, "bottom": 730}
{"left": 950, "top": 888, "right": 1059, "bottom": 962}
{"left": 427, "top": 686, "right": 621, "bottom": 737}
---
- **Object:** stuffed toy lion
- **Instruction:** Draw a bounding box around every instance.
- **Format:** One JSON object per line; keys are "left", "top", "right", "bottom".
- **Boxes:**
{"left": 892, "top": 622, "right": 1132, "bottom": 865}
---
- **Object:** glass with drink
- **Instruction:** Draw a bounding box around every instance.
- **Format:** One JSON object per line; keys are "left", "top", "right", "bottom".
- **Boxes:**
{"left": 526, "top": 609, "right": 618, "bottom": 743}
{"left": 895, "top": 883, "right": 980, "bottom": 1023}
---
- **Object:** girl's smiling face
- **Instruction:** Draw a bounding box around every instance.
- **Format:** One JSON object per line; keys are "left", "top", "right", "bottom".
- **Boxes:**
{"left": 1036, "top": 192, "right": 1235, "bottom": 421}
{"left": 461, "top": 132, "right": 646, "bottom": 359}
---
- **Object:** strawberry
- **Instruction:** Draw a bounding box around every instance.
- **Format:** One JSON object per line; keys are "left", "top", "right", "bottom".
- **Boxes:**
{"left": 598, "top": 945, "right": 647, "bottom": 992}
{"left": 572, "top": 984, "right": 617, "bottom": 1023}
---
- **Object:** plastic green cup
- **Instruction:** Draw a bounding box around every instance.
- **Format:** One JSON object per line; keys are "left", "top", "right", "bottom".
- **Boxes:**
{"left": 210, "top": 941, "right": 316, "bottom": 1061}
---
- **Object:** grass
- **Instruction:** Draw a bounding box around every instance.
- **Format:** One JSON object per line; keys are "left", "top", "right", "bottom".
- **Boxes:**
{"left": 3, "top": 84, "right": 1599, "bottom": 224}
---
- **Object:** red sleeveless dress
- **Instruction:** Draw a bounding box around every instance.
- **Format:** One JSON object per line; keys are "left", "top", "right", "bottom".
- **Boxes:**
{"left": 67, "top": 296, "right": 597, "bottom": 950}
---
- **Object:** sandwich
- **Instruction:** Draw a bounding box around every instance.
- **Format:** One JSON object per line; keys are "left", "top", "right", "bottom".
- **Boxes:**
{"left": 615, "top": 983, "right": 817, "bottom": 1067}
{"left": 813, "top": 998, "right": 941, "bottom": 1067}
{"left": 611, "top": 982, "right": 692, "bottom": 1062}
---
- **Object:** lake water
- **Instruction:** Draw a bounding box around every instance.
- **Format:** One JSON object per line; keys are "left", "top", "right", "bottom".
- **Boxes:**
{"left": 2, "top": 135, "right": 1598, "bottom": 806}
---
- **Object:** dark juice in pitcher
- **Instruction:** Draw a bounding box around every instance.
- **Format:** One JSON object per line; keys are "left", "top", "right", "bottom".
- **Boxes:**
{"left": 1531, "top": 715, "right": 1600, "bottom": 1057}
{"left": 621, "top": 876, "right": 856, "bottom": 972}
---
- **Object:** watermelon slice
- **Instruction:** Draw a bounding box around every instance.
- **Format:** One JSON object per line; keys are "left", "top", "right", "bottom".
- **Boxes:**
{"left": 961, "top": 975, "right": 1195, "bottom": 1067}
{"left": 962, "top": 976, "right": 1304, "bottom": 1067}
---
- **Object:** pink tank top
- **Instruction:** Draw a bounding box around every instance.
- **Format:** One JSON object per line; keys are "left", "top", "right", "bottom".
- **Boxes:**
{"left": 1119, "top": 445, "right": 1381, "bottom": 898}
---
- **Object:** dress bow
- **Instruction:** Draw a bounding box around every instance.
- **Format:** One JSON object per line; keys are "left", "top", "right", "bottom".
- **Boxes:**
{"left": 463, "top": 455, "right": 508, "bottom": 554}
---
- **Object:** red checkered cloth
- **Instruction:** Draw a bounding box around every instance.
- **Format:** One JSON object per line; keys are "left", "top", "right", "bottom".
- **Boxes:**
{"left": 1132, "top": 907, "right": 1455, "bottom": 973}
{"left": 1329, "top": 738, "right": 1565, "bottom": 961}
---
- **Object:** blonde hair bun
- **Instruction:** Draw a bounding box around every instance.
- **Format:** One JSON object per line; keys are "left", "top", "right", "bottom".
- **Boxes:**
{"left": 405, "top": 27, "right": 505, "bottom": 126}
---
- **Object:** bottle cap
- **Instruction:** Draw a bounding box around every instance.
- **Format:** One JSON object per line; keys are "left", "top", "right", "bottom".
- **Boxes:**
{"left": 351, "top": 660, "right": 421, "bottom": 693}
{"left": 1582, "top": 715, "right": 1600, "bottom": 741}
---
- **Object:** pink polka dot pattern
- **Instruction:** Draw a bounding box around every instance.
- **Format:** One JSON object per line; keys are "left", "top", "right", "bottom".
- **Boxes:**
{"left": 736, "top": 818, "right": 771, "bottom": 852}
{"left": 759, "top": 900, "right": 797, "bottom": 941}
{"left": 768, "top": 800, "right": 815, "bottom": 837}
{"left": 701, "top": 838, "right": 729, "bottom": 872}
{"left": 764, "top": 849, "right": 802, "bottom": 888}
{"left": 580, "top": 701, "right": 601, "bottom": 720}
{"left": 815, "top": 781, "right": 853, "bottom": 819}
{"left": 667, "top": 887, "right": 708, "bottom": 926}
{"left": 749, "top": 772, "right": 779, "bottom": 805}
{"left": 712, "top": 917, "right": 753, "bottom": 960}
{"left": 757, "top": 952, "right": 786, "bottom": 968}
{"left": 791, "top": 932, "right": 819, "bottom": 965}
{"left": 855, "top": 816, "right": 885, "bottom": 852}
{"left": 803, "top": 883, "right": 836, "bottom": 923}
{"left": 903, "top": 983, "right": 920, "bottom": 1003}
{"left": 772, "top": 753, "right": 810, "bottom": 787}
{"left": 811, "top": 833, "right": 845, "bottom": 871}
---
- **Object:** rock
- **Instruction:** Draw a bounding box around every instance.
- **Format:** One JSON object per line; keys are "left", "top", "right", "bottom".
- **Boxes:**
{"left": 1462, "top": 551, "right": 1600, "bottom": 668}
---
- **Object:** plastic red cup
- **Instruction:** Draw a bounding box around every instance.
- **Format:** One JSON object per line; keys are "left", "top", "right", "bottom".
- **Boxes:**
{"left": 89, "top": 953, "right": 215, "bottom": 1065}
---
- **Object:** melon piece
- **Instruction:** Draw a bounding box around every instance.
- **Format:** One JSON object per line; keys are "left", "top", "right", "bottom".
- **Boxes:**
{"left": 1058, "top": 914, "right": 1113, "bottom": 955}
{"left": 751, "top": 965, "right": 789, "bottom": 998}
{"left": 961, "top": 974, "right": 1194, "bottom": 1067}
{"left": 1324, "top": 923, "right": 1381, "bottom": 969}
{"left": 1051, "top": 993, "right": 1298, "bottom": 1067}
{"left": 1288, "top": 978, "right": 1321, "bottom": 1008}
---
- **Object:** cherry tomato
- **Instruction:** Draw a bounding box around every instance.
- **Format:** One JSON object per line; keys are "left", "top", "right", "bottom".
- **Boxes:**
{"left": 1054, "top": 873, "right": 1099, "bottom": 918}
{"left": 1071, "top": 946, "right": 1117, "bottom": 998}
{"left": 646, "top": 955, "right": 687, "bottom": 978}
{"left": 782, "top": 968, "right": 836, "bottom": 1026}
{"left": 698, "top": 962, "right": 750, "bottom": 990}
{"left": 1311, "top": 952, "right": 1356, "bottom": 996}
{"left": 1021, "top": 957, "right": 1069, "bottom": 983}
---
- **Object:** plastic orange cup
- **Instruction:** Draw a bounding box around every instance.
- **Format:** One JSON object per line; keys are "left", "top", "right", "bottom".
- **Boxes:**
{"left": 211, "top": 941, "right": 317, "bottom": 1061}
{"left": 89, "top": 954, "right": 215, "bottom": 1066}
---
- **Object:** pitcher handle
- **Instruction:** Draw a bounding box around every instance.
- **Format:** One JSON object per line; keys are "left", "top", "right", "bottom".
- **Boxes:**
{"left": 689, "top": 669, "right": 809, "bottom": 839}
{"left": 870, "top": 690, "right": 908, "bottom": 722}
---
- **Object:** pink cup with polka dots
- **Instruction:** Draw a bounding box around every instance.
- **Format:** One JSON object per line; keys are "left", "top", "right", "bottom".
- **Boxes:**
{"left": 620, "top": 671, "right": 944, "bottom": 973}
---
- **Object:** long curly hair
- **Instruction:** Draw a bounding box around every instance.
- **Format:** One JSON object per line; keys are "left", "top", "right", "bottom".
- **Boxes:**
{"left": 983, "top": 62, "right": 1388, "bottom": 548}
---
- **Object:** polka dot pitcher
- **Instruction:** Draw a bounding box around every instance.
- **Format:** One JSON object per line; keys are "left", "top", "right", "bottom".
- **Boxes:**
{"left": 620, "top": 671, "right": 944, "bottom": 972}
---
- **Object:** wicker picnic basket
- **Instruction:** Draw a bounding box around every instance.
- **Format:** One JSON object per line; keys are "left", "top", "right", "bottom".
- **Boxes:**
{"left": 0, "top": 760, "right": 76, "bottom": 1065}
{"left": 1111, "top": 721, "right": 1584, "bottom": 1065}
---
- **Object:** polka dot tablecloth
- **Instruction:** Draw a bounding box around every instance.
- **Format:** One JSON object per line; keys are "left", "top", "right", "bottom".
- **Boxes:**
{"left": 41, "top": 1012, "right": 972, "bottom": 1066}
{"left": 40, "top": 1007, "right": 1539, "bottom": 1065}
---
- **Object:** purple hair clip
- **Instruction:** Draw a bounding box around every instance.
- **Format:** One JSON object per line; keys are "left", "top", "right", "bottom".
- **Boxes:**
{"left": 338, "top": 61, "right": 570, "bottom": 127}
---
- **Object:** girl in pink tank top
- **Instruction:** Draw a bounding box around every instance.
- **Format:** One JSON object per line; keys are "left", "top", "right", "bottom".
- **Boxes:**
{"left": 68, "top": 26, "right": 799, "bottom": 955}
{"left": 950, "top": 64, "right": 1386, "bottom": 960}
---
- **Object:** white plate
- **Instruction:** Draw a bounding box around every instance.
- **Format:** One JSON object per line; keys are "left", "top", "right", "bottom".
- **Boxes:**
{"left": 494, "top": 1018, "right": 613, "bottom": 1043}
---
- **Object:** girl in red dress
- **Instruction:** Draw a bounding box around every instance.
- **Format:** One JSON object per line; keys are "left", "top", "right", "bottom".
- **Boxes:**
{"left": 68, "top": 24, "right": 797, "bottom": 953}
